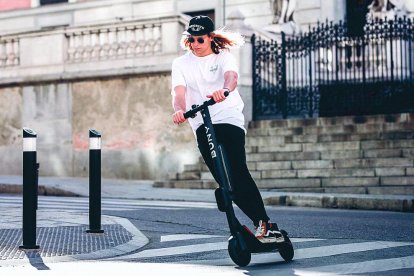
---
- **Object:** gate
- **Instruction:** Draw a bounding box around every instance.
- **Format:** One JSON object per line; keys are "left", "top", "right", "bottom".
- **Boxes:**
{"left": 252, "top": 17, "right": 414, "bottom": 120}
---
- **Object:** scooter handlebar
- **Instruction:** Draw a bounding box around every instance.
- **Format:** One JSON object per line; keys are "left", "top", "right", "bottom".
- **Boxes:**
{"left": 184, "top": 91, "right": 229, "bottom": 119}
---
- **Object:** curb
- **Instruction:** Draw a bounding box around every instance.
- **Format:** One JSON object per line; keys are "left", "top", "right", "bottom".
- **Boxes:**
{"left": 0, "top": 183, "right": 80, "bottom": 197}
{"left": 264, "top": 194, "right": 414, "bottom": 212}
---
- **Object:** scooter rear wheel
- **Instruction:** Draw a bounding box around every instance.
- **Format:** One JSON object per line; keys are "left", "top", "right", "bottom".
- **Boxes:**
{"left": 228, "top": 237, "right": 251, "bottom": 267}
{"left": 279, "top": 230, "right": 294, "bottom": 262}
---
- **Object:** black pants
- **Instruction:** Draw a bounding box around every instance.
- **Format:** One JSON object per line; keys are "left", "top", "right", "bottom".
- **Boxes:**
{"left": 196, "top": 123, "right": 270, "bottom": 226}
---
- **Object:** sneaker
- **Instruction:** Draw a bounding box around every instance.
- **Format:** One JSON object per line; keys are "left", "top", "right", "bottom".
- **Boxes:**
{"left": 254, "top": 220, "right": 285, "bottom": 243}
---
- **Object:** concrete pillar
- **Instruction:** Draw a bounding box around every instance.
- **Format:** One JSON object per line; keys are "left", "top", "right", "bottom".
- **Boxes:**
{"left": 162, "top": 18, "right": 186, "bottom": 54}
{"left": 406, "top": 0, "right": 414, "bottom": 19}
{"left": 226, "top": 9, "right": 254, "bottom": 125}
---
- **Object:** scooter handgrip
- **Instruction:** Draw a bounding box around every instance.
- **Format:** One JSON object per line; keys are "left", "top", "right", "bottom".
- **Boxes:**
{"left": 207, "top": 91, "right": 229, "bottom": 105}
{"left": 183, "top": 91, "right": 230, "bottom": 118}
{"left": 183, "top": 110, "right": 195, "bottom": 119}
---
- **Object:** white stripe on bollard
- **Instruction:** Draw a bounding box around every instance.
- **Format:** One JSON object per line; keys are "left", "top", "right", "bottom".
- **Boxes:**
{"left": 89, "top": 137, "right": 101, "bottom": 150}
{"left": 23, "top": 138, "right": 36, "bottom": 152}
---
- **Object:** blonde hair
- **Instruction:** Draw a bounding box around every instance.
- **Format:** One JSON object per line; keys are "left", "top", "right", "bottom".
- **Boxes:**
{"left": 180, "top": 28, "right": 245, "bottom": 54}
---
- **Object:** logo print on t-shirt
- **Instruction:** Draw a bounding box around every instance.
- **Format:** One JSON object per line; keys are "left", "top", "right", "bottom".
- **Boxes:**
{"left": 209, "top": 65, "right": 218, "bottom": 73}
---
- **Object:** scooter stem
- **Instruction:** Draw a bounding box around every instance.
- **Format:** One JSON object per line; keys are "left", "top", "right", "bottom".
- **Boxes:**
{"left": 200, "top": 107, "right": 242, "bottom": 235}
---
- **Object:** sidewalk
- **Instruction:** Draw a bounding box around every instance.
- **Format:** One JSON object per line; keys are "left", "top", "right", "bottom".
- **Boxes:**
{"left": 0, "top": 207, "right": 148, "bottom": 267}
{"left": 0, "top": 175, "right": 413, "bottom": 212}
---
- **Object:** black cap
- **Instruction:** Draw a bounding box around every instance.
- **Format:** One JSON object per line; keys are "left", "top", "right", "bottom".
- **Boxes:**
{"left": 184, "top": 15, "right": 214, "bottom": 36}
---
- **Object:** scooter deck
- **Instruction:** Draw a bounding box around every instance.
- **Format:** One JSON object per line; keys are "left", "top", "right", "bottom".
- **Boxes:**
{"left": 239, "top": 225, "right": 285, "bottom": 253}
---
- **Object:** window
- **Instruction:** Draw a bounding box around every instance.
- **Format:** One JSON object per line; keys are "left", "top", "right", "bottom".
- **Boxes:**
{"left": 346, "top": 0, "right": 371, "bottom": 36}
{"left": 40, "top": 0, "right": 68, "bottom": 5}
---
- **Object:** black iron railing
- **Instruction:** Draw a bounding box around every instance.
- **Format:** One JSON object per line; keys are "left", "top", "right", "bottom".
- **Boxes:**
{"left": 252, "top": 17, "right": 414, "bottom": 120}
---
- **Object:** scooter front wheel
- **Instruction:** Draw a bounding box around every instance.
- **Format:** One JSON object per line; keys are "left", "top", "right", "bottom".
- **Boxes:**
{"left": 228, "top": 237, "right": 251, "bottom": 267}
{"left": 279, "top": 230, "right": 294, "bottom": 262}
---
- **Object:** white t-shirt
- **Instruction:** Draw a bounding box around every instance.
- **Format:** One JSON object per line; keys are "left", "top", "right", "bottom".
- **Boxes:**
{"left": 171, "top": 51, "right": 245, "bottom": 133}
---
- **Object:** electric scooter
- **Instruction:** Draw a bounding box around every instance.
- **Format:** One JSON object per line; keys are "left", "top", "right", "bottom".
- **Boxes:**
{"left": 183, "top": 93, "right": 294, "bottom": 267}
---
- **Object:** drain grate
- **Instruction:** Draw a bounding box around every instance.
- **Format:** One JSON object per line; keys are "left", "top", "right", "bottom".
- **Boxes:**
{"left": 0, "top": 224, "right": 132, "bottom": 260}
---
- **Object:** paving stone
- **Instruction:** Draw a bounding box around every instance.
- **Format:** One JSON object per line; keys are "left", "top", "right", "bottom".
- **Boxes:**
{"left": 292, "top": 160, "right": 333, "bottom": 170}
{"left": 257, "top": 144, "right": 302, "bottom": 153}
{"left": 298, "top": 168, "right": 375, "bottom": 178}
{"left": 381, "top": 176, "right": 414, "bottom": 186}
{"left": 402, "top": 149, "right": 414, "bottom": 158}
{"left": 322, "top": 177, "right": 379, "bottom": 187}
{"left": 273, "top": 152, "right": 320, "bottom": 161}
{"left": 246, "top": 136, "right": 285, "bottom": 147}
{"left": 256, "top": 178, "right": 321, "bottom": 189}
{"left": 363, "top": 149, "right": 402, "bottom": 158}
{"left": 321, "top": 150, "right": 363, "bottom": 160}
{"left": 334, "top": 158, "right": 412, "bottom": 168}
{"left": 256, "top": 161, "right": 292, "bottom": 170}
{"left": 361, "top": 140, "right": 414, "bottom": 150}
{"left": 368, "top": 186, "right": 414, "bottom": 195}
{"left": 177, "top": 172, "right": 201, "bottom": 180}
{"left": 375, "top": 168, "right": 406, "bottom": 176}
{"left": 261, "top": 170, "right": 297, "bottom": 179}
{"left": 303, "top": 141, "right": 360, "bottom": 152}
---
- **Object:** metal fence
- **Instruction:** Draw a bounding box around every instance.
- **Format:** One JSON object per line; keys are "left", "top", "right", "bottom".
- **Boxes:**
{"left": 252, "top": 17, "right": 414, "bottom": 120}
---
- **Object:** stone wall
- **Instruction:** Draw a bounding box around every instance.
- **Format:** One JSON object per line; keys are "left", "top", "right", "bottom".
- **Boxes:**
{"left": 0, "top": 87, "right": 22, "bottom": 175}
{"left": 0, "top": 74, "right": 198, "bottom": 180}
{"left": 0, "top": 12, "right": 256, "bottom": 181}
{"left": 71, "top": 74, "right": 198, "bottom": 180}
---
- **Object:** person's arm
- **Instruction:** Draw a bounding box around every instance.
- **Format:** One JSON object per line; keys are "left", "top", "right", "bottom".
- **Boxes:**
{"left": 172, "top": 85, "right": 187, "bottom": 124}
{"left": 223, "top": 71, "right": 238, "bottom": 92}
{"left": 207, "top": 71, "right": 239, "bottom": 103}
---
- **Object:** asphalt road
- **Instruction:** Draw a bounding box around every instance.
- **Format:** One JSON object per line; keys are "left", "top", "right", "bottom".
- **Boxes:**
{"left": 105, "top": 203, "right": 414, "bottom": 275}
{"left": 1, "top": 195, "right": 413, "bottom": 275}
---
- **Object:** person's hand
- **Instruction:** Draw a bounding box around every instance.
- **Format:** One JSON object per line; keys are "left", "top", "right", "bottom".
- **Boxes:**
{"left": 207, "top": 89, "right": 228, "bottom": 103}
{"left": 172, "top": 110, "right": 186, "bottom": 124}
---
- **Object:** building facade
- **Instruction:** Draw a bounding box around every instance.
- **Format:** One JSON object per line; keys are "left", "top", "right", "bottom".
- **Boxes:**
{"left": 0, "top": 0, "right": 413, "bottom": 180}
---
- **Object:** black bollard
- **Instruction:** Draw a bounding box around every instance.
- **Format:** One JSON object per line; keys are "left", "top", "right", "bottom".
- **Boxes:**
{"left": 35, "top": 163, "right": 39, "bottom": 210}
{"left": 86, "top": 129, "right": 104, "bottom": 234}
{"left": 20, "top": 128, "right": 40, "bottom": 250}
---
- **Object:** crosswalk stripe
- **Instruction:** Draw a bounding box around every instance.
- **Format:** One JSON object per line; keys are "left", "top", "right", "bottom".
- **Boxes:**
{"left": 101, "top": 199, "right": 216, "bottom": 209}
{"left": 0, "top": 202, "right": 184, "bottom": 211}
{"left": 186, "top": 240, "right": 414, "bottom": 266}
{"left": 295, "top": 241, "right": 414, "bottom": 260}
{"left": 276, "top": 255, "right": 414, "bottom": 275}
{"left": 112, "top": 242, "right": 228, "bottom": 259}
{"left": 161, "top": 234, "right": 224, "bottom": 242}
{"left": 0, "top": 197, "right": 215, "bottom": 210}
{"left": 113, "top": 238, "right": 327, "bottom": 260}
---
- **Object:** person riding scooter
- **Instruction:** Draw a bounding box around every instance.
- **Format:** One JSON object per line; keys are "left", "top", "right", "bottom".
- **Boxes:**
{"left": 171, "top": 15, "right": 283, "bottom": 243}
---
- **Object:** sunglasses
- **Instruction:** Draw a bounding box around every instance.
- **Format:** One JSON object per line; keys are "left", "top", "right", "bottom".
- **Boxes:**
{"left": 188, "top": 37, "right": 205, "bottom": 44}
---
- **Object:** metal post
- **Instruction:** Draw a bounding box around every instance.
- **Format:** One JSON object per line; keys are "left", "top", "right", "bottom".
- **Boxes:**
{"left": 87, "top": 129, "right": 104, "bottom": 234}
{"left": 281, "top": 32, "right": 288, "bottom": 119}
{"left": 35, "top": 163, "right": 39, "bottom": 210}
{"left": 308, "top": 32, "right": 314, "bottom": 117}
{"left": 251, "top": 34, "right": 257, "bottom": 121}
{"left": 20, "top": 128, "right": 40, "bottom": 250}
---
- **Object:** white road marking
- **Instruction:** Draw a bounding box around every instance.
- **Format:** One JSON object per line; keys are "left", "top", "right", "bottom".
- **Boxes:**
{"left": 114, "top": 238, "right": 326, "bottom": 260}
{"left": 295, "top": 241, "right": 414, "bottom": 260}
{"left": 111, "top": 242, "right": 228, "bottom": 260}
{"left": 281, "top": 255, "right": 414, "bottom": 275}
{"left": 161, "top": 234, "right": 225, "bottom": 242}
{"left": 0, "top": 197, "right": 214, "bottom": 211}
{"left": 185, "top": 241, "right": 414, "bottom": 266}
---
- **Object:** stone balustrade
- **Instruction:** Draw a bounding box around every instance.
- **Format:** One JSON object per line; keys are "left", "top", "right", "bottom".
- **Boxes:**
{"left": 0, "top": 37, "right": 19, "bottom": 67}
{"left": 66, "top": 22, "right": 162, "bottom": 63}
{"left": 0, "top": 15, "right": 187, "bottom": 84}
